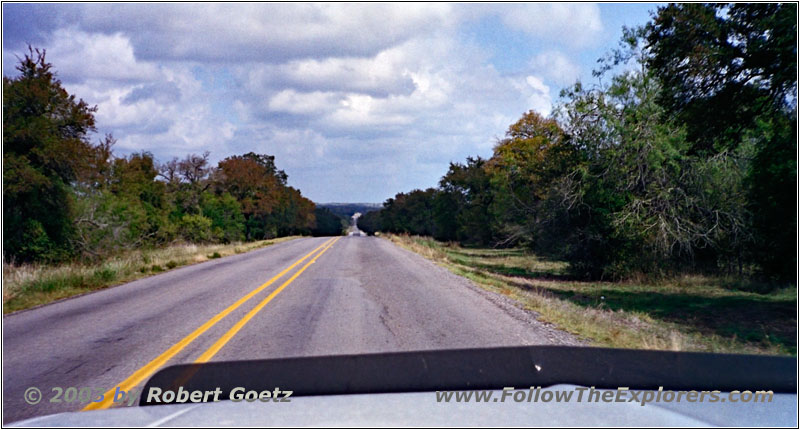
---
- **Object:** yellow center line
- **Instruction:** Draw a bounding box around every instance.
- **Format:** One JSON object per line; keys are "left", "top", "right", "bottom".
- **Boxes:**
{"left": 83, "top": 237, "right": 336, "bottom": 411}
{"left": 195, "top": 236, "right": 340, "bottom": 363}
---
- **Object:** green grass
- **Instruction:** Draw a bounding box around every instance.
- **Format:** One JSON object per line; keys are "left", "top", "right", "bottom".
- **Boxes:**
{"left": 388, "top": 234, "right": 796, "bottom": 356}
{"left": 3, "top": 236, "right": 302, "bottom": 314}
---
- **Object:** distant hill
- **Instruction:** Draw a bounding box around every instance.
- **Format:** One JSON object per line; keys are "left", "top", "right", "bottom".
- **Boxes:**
{"left": 317, "top": 203, "right": 382, "bottom": 218}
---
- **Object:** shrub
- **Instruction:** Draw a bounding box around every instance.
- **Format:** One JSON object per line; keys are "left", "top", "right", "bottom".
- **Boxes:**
{"left": 178, "top": 214, "right": 214, "bottom": 243}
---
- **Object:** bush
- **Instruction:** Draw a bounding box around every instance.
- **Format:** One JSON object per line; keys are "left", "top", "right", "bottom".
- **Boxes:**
{"left": 178, "top": 214, "right": 213, "bottom": 243}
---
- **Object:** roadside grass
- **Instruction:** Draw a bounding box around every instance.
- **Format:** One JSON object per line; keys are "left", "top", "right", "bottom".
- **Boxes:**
{"left": 3, "top": 236, "right": 302, "bottom": 314}
{"left": 387, "top": 234, "right": 796, "bottom": 356}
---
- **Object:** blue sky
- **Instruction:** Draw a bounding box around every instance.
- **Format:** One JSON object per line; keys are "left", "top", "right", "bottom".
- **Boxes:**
{"left": 3, "top": 3, "right": 660, "bottom": 203}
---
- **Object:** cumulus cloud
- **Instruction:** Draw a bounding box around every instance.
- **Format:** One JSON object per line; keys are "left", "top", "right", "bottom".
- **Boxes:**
{"left": 2, "top": 3, "right": 618, "bottom": 202}
{"left": 262, "top": 54, "right": 417, "bottom": 97}
{"left": 529, "top": 51, "right": 582, "bottom": 86}
{"left": 523, "top": 76, "right": 553, "bottom": 116}
{"left": 56, "top": 3, "right": 456, "bottom": 63}
{"left": 268, "top": 90, "right": 340, "bottom": 116}
{"left": 39, "top": 40, "right": 237, "bottom": 156}
{"left": 45, "top": 29, "right": 159, "bottom": 83}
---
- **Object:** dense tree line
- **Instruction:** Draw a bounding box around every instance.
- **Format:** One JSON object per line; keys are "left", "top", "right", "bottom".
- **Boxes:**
{"left": 319, "top": 203, "right": 381, "bottom": 219}
{"left": 4, "top": 48, "right": 323, "bottom": 263}
{"left": 362, "top": 4, "right": 796, "bottom": 282}
{"left": 311, "top": 207, "right": 347, "bottom": 237}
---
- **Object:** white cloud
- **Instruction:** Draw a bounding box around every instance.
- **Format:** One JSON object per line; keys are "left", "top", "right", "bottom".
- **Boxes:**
{"left": 529, "top": 51, "right": 582, "bottom": 86}
{"left": 266, "top": 53, "right": 416, "bottom": 97}
{"left": 2, "top": 3, "right": 617, "bottom": 201}
{"left": 117, "top": 102, "right": 237, "bottom": 155}
{"left": 221, "top": 28, "right": 558, "bottom": 201}
{"left": 327, "top": 93, "right": 415, "bottom": 128}
{"left": 23, "top": 31, "right": 239, "bottom": 157}
{"left": 268, "top": 90, "right": 339, "bottom": 115}
{"left": 490, "top": 4, "right": 604, "bottom": 48}
{"left": 525, "top": 76, "right": 552, "bottom": 116}
{"left": 45, "top": 29, "right": 159, "bottom": 83}
{"left": 73, "top": 3, "right": 457, "bottom": 62}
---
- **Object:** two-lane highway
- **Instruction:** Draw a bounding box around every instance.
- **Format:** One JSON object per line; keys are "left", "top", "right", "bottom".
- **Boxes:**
{"left": 3, "top": 236, "right": 578, "bottom": 423}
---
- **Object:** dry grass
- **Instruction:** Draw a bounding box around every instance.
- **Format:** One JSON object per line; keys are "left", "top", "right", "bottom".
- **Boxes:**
{"left": 387, "top": 234, "right": 795, "bottom": 356}
{"left": 3, "top": 236, "right": 301, "bottom": 314}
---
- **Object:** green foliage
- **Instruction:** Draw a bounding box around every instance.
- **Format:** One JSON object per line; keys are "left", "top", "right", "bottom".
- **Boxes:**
{"left": 379, "top": 188, "right": 439, "bottom": 237}
{"left": 370, "top": 160, "right": 496, "bottom": 243}
{"left": 93, "top": 267, "right": 117, "bottom": 283}
{"left": 746, "top": 113, "right": 797, "bottom": 281}
{"left": 357, "top": 210, "right": 382, "bottom": 235}
{"left": 214, "top": 152, "right": 314, "bottom": 240}
{"left": 12, "top": 219, "right": 69, "bottom": 263}
{"left": 71, "top": 149, "right": 173, "bottom": 259}
{"left": 200, "top": 192, "right": 245, "bottom": 243}
{"left": 312, "top": 207, "right": 345, "bottom": 236}
{"left": 486, "top": 112, "right": 580, "bottom": 247}
{"left": 645, "top": 3, "right": 797, "bottom": 153}
{"left": 437, "top": 158, "right": 495, "bottom": 244}
{"left": 178, "top": 214, "right": 214, "bottom": 243}
{"left": 3, "top": 47, "right": 98, "bottom": 262}
{"left": 645, "top": 2, "right": 797, "bottom": 281}
{"left": 551, "top": 71, "right": 707, "bottom": 278}
{"left": 72, "top": 188, "right": 147, "bottom": 257}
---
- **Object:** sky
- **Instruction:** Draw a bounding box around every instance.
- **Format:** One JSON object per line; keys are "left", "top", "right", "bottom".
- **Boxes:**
{"left": 2, "top": 3, "right": 659, "bottom": 203}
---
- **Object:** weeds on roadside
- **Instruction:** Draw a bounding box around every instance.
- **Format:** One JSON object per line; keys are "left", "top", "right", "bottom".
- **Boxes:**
{"left": 3, "top": 237, "right": 301, "bottom": 313}
{"left": 388, "top": 234, "right": 795, "bottom": 356}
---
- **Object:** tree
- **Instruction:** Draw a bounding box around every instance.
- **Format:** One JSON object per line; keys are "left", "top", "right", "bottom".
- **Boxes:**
{"left": 645, "top": 3, "right": 797, "bottom": 280}
{"left": 437, "top": 157, "right": 495, "bottom": 244}
{"left": 73, "top": 151, "right": 171, "bottom": 257}
{"left": 215, "top": 154, "right": 281, "bottom": 239}
{"left": 745, "top": 113, "right": 796, "bottom": 280}
{"left": 553, "top": 67, "right": 750, "bottom": 278}
{"left": 485, "top": 111, "right": 579, "bottom": 246}
{"left": 162, "top": 151, "right": 213, "bottom": 218}
{"left": 646, "top": 3, "right": 797, "bottom": 153}
{"left": 214, "top": 152, "right": 312, "bottom": 239}
{"left": 3, "top": 47, "right": 98, "bottom": 262}
{"left": 357, "top": 210, "right": 382, "bottom": 235}
{"left": 271, "top": 186, "right": 315, "bottom": 236}
{"left": 380, "top": 189, "right": 438, "bottom": 237}
{"left": 200, "top": 192, "right": 245, "bottom": 243}
{"left": 312, "top": 208, "right": 345, "bottom": 236}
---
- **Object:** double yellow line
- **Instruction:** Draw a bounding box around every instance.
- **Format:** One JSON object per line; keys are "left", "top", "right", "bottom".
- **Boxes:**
{"left": 84, "top": 237, "right": 340, "bottom": 411}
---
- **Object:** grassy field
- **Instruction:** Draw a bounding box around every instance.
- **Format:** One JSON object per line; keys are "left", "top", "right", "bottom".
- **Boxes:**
{"left": 3, "top": 236, "right": 302, "bottom": 314}
{"left": 387, "top": 234, "right": 796, "bottom": 356}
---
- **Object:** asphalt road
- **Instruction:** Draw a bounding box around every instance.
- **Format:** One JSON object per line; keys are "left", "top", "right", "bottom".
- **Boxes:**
{"left": 3, "top": 236, "right": 577, "bottom": 423}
